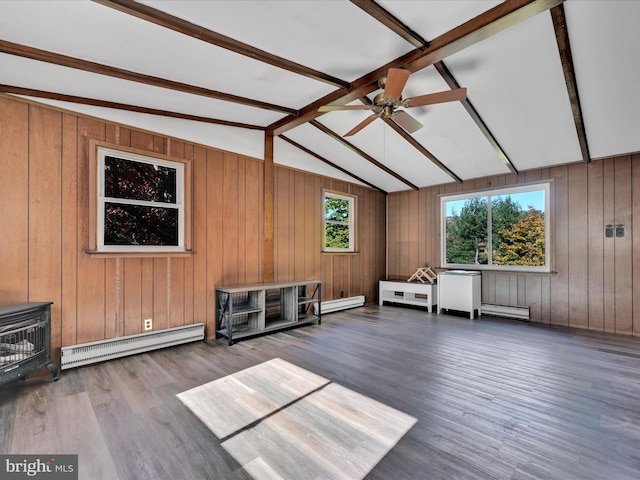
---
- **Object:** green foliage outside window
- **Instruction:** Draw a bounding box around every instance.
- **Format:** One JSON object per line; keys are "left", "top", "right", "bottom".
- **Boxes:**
{"left": 324, "top": 195, "right": 353, "bottom": 250}
{"left": 493, "top": 207, "right": 545, "bottom": 266}
{"left": 445, "top": 191, "right": 546, "bottom": 268}
{"left": 446, "top": 197, "right": 488, "bottom": 264}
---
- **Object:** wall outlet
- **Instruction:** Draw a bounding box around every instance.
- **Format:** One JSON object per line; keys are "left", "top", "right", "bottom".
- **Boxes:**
{"left": 144, "top": 318, "right": 153, "bottom": 331}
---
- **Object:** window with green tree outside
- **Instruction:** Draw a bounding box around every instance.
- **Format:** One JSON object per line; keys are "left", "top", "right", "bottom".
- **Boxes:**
{"left": 441, "top": 182, "right": 551, "bottom": 272}
{"left": 324, "top": 191, "right": 355, "bottom": 252}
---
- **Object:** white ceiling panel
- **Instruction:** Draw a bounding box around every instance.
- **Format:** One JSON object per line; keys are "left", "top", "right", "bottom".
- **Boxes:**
{"left": 379, "top": 1, "right": 502, "bottom": 41}
{"left": 445, "top": 11, "right": 583, "bottom": 171}
{"left": 0, "top": 1, "right": 334, "bottom": 109}
{"left": 274, "top": 137, "right": 367, "bottom": 187}
{"left": 284, "top": 122, "right": 410, "bottom": 193}
{"left": 0, "top": 54, "right": 285, "bottom": 126}
{"left": 141, "top": 0, "right": 415, "bottom": 81}
{"left": 565, "top": 1, "right": 640, "bottom": 159}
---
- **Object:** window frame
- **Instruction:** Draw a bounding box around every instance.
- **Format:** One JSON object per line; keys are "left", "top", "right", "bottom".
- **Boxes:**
{"left": 323, "top": 190, "right": 356, "bottom": 253}
{"left": 440, "top": 181, "right": 552, "bottom": 273}
{"left": 89, "top": 140, "right": 192, "bottom": 257}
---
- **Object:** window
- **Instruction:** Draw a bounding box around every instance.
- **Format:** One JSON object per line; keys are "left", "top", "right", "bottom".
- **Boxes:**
{"left": 90, "top": 142, "right": 191, "bottom": 255}
{"left": 441, "top": 182, "right": 551, "bottom": 272}
{"left": 323, "top": 191, "right": 355, "bottom": 252}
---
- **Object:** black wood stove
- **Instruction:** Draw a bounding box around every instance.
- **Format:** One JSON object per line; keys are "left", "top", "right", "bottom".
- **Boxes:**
{"left": 0, "top": 302, "right": 59, "bottom": 385}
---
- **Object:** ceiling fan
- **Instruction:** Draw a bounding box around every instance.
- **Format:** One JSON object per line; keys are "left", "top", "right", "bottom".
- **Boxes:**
{"left": 318, "top": 68, "right": 467, "bottom": 137}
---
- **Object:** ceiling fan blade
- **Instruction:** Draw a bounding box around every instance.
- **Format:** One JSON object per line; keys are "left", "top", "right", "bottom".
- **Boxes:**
{"left": 384, "top": 68, "right": 410, "bottom": 100}
{"left": 318, "top": 104, "right": 374, "bottom": 112}
{"left": 392, "top": 110, "right": 423, "bottom": 134}
{"left": 404, "top": 87, "right": 467, "bottom": 108}
{"left": 344, "top": 114, "right": 379, "bottom": 137}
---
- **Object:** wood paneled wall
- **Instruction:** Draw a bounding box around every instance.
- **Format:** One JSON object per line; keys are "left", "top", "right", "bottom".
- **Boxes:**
{"left": 0, "top": 95, "right": 386, "bottom": 359}
{"left": 273, "top": 171, "right": 386, "bottom": 301}
{"left": 388, "top": 157, "right": 640, "bottom": 336}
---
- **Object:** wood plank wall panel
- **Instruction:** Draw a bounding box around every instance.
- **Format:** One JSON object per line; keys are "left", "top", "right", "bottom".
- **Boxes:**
{"left": 245, "top": 154, "right": 264, "bottom": 285}
{"left": 61, "top": 113, "right": 79, "bottom": 350}
{"left": 28, "top": 105, "right": 63, "bottom": 360}
{"left": 386, "top": 193, "right": 398, "bottom": 277}
{"left": 614, "top": 156, "right": 633, "bottom": 335}
{"left": 633, "top": 154, "right": 640, "bottom": 336}
{"left": 274, "top": 167, "right": 291, "bottom": 282}
{"left": 182, "top": 144, "right": 195, "bottom": 327}
{"left": 588, "top": 160, "right": 604, "bottom": 331}
{"left": 567, "top": 163, "right": 589, "bottom": 329}
{"left": 222, "top": 154, "right": 240, "bottom": 286}
{"left": 387, "top": 158, "right": 640, "bottom": 336}
{"left": 550, "top": 166, "right": 570, "bottom": 327}
{"left": 272, "top": 166, "right": 386, "bottom": 302}
{"left": 237, "top": 156, "right": 248, "bottom": 286}
{"left": 191, "top": 145, "right": 208, "bottom": 328}
{"left": 304, "top": 174, "right": 318, "bottom": 283}
{"left": 603, "top": 158, "right": 616, "bottom": 333}
{"left": 0, "top": 99, "right": 29, "bottom": 304}
{"left": 206, "top": 148, "right": 224, "bottom": 336}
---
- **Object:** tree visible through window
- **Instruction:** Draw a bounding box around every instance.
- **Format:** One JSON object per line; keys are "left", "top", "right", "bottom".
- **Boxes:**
{"left": 324, "top": 192, "right": 355, "bottom": 252}
{"left": 95, "top": 145, "right": 187, "bottom": 253}
{"left": 442, "top": 183, "right": 550, "bottom": 272}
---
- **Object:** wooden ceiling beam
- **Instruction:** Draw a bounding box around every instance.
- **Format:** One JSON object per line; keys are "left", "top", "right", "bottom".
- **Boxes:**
{"left": 551, "top": 3, "right": 591, "bottom": 163}
{"left": 93, "top": 0, "right": 349, "bottom": 89}
{"left": 0, "top": 84, "right": 265, "bottom": 130}
{"left": 0, "top": 39, "right": 295, "bottom": 115}
{"left": 269, "top": 0, "right": 565, "bottom": 136}
{"left": 310, "top": 121, "right": 418, "bottom": 190}
{"left": 349, "top": 0, "right": 429, "bottom": 49}
{"left": 279, "top": 135, "right": 386, "bottom": 193}
{"left": 433, "top": 61, "right": 518, "bottom": 174}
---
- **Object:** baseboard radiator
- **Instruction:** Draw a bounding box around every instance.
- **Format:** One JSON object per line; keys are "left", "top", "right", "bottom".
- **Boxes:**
{"left": 481, "top": 303, "right": 530, "bottom": 321}
{"left": 61, "top": 323, "right": 205, "bottom": 370}
{"left": 316, "top": 295, "right": 365, "bottom": 314}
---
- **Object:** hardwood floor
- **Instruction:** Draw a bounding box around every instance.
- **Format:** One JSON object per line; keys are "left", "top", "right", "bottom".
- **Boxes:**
{"left": 2, "top": 305, "right": 640, "bottom": 480}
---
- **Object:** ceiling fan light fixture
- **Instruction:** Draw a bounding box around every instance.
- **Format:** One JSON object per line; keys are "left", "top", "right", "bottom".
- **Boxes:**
{"left": 319, "top": 68, "right": 467, "bottom": 136}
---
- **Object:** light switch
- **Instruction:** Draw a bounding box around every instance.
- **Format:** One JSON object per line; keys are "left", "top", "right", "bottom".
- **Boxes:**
{"left": 605, "top": 225, "right": 614, "bottom": 238}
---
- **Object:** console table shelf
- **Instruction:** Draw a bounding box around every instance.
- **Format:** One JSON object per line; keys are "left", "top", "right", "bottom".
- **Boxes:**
{"left": 379, "top": 280, "right": 437, "bottom": 313}
{"left": 215, "top": 280, "right": 321, "bottom": 345}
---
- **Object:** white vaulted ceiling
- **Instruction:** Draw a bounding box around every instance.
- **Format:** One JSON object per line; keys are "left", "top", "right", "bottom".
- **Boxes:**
{"left": 0, "top": 0, "right": 638, "bottom": 193}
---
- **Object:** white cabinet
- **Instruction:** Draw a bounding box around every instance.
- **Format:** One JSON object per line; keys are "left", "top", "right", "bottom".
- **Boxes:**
{"left": 216, "top": 280, "right": 321, "bottom": 345}
{"left": 437, "top": 271, "right": 481, "bottom": 319}
{"left": 379, "top": 280, "right": 437, "bottom": 313}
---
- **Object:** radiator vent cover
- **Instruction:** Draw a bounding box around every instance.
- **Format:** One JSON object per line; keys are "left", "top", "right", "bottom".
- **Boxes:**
{"left": 316, "top": 295, "right": 365, "bottom": 314}
{"left": 481, "top": 303, "right": 530, "bottom": 320}
{"left": 61, "top": 323, "right": 205, "bottom": 370}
